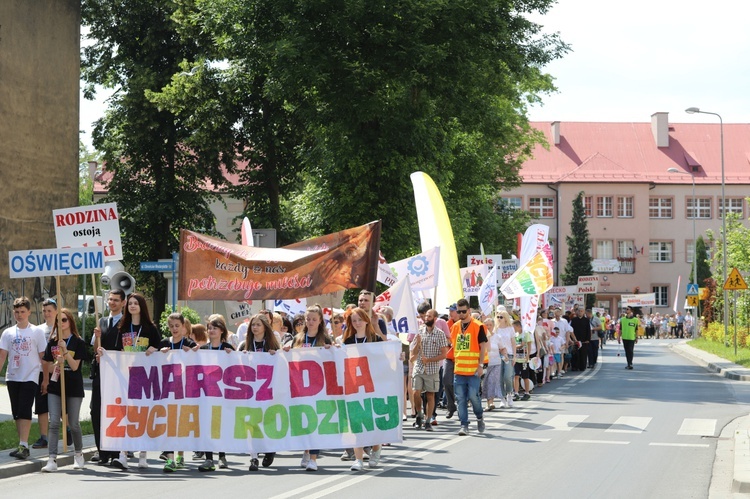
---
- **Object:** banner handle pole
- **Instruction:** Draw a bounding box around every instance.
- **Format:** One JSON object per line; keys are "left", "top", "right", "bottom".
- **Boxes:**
{"left": 90, "top": 274, "right": 101, "bottom": 352}
{"left": 55, "top": 275, "right": 68, "bottom": 453}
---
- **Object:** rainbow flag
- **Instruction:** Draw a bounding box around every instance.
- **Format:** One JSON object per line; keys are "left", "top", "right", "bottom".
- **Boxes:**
{"left": 499, "top": 245, "right": 554, "bottom": 299}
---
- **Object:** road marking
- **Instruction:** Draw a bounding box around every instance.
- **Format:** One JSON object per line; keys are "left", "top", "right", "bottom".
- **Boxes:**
{"left": 570, "top": 439, "right": 629, "bottom": 445}
{"left": 542, "top": 414, "right": 588, "bottom": 431}
{"left": 606, "top": 416, "right": 652, "bottom": 434}
{"left": 678, "top": 418, "right": 716, "bottom": 436}
{"left": 649, "top": 442, "right": 710, "bottom": 448}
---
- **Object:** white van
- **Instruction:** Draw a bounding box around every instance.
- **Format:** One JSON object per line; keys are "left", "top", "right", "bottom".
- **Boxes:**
{"left": 78, "top": 295, "right": 107, "bottom": 318}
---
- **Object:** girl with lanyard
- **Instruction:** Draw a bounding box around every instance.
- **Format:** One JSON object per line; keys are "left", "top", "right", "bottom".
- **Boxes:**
{"left": 237, "top": 314, "right": 280, "bottom": 471}
{"left": 283, "top": 305, "right": 332, "bottom": 471}
{"left": 41, "top": 308, "right": 88, "bottom": 472}
{"left": 342, "top": 307, "right": 383, "bottom": 471}
{"left": 197, "top": 315, "right": 235, "bottom": 472}
{"left": 160, "top": 313, "right": 197, "bottom": 473}
{"left": 118, "top": 292, "right": 162, "bottom": 468}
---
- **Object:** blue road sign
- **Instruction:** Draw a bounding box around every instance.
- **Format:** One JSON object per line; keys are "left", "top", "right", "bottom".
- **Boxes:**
{"left": 686, "top": 283, "right": 699, "bottom": 296}
{"left": 140, "top": 261, "right": 174, "bottom": 272}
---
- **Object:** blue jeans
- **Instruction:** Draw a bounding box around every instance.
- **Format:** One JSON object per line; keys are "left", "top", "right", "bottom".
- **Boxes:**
{"left": 454, "top": 373, "right": 483, "bottom": 427}
{"left": 500, "top": 359, "right": 514, "bottom": 397}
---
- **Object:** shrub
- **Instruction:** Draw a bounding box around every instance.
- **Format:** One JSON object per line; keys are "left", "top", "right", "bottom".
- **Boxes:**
{"left": 158, "top": 306, "right": 201, "bottom": 337}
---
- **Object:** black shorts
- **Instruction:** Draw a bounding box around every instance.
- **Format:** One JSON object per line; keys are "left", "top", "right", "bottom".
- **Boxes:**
{"left": 514, "top": 362, "right": 531, "bottom": 379}
{"left": 34, "top": 372, "right": 48, "bottom": 415}
{"left": 7, "top": 381, "right": 37, "bottom": 420}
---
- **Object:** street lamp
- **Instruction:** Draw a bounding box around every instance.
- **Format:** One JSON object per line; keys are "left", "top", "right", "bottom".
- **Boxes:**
{"left": 685, "top": 107, "right": 727, "bottom": 347}
{"left": 667, "top": 167, "right": 697, "bottom": 335}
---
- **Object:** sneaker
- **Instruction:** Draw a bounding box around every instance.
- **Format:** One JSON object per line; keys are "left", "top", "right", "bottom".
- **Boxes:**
{"left": 90, "top": 451, "right": 100, "bottom": 462}
{"left": 340, "top": 450, "right": 355, "bottom": 461}
{"left": 512, "top": 394, "right": 521, "bottom": 401}
{"left": 506, "top": 394, "right": 514, "bottom": 408}
{"left": 198, "top": 459, "right": 215, "bottom": 472}
{"left": 159, "top": 451, "right": 169, "bottom": 461}
{"left": 15, "top": 445, "right": 30, "bottom": 460}
{"left": 300, "top": 451, "right": 310, "bottom": 469}
{"left": 446, "top": 410, "right": 455, "bottom": 419}
{"left": 127, "top": 451, "right": 135, "bottom": 458}
{"left": 176, "top": 455, "right": 185, "bottom": 469}
{"left": 32, "top": 436, "right": 48, "bottom": 449}
{"left": 219, "top": 455, "right": 228, "bottom": 469}
{"left": 477, "top": 419, "right": 486, "bottom": 433}
{"left": 41, "top": 457, "right": 57, "bottom": 472}
{"left": 415, "top": 412, "right": 424, "bottom": 429}
{"left": 111, "top": 457, "right": 129, "bottom": 470}
{"left": 262, "top": 453, "right": 275, "bottom": 468}
{"left": 458, "top": 426, "right": 468, "bottom": 436}
{"left": 248, "top": 458, "right": 259, "bottom": 471}
{"left": 627, "top": 365, "right": 633, "bottom": 370}
{"left": 521, "top": 393, "right": 530, "bottom": 401}
{"left": 424, "top": 421, "right": 433, "bottom": 431}
{"left": 9, "top": 447, "right": 19, "bottom": 458}
{"left": 163, "top": 459, "right": 177, "bottom": 473}
{"left": 193, "top": 452, "right": 204, "bottom": 460}
{"left": 368, "top": 448, "right": 381, "bottom": 468}
{"left": 430, "top": 418, "right": 438, "bottom": 426}
{"left": 305, "top": 459, "right": 318, "bottom": 472}
{"left": 350, "top": 459, "right": 364, "bottom": 471}
{"left": 74, "top": 453, "right": 86, "bottom": 470}
{"left": 138, "top": 455, "right": 148, "bottom": 469}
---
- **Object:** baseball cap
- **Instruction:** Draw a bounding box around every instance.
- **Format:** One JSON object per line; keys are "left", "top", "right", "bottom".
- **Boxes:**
{"left": 448, "top": 303, "right": 457, "bottom": 311}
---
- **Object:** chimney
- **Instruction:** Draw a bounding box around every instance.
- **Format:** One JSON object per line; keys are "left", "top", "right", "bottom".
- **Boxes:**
{"left": 551, "top": 121, "right": 561, "bottom": 146}
{"left": 651, "top": 112, "right": 669, "bottom": 148}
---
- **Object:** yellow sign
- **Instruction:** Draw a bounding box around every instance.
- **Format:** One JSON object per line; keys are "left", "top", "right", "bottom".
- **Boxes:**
{"left": 687, "top": 296, "right": 699, "bottom": 307}
{"left": 724, "top": 268, "right": 748, "bottom": 291}
{"left": 699, "top": 287, "right": 708, "bottom": 299}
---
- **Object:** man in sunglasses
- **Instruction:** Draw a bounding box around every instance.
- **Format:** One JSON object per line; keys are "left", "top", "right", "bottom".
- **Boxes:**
{"left": 449, "top": 298, "right": 488, "bottom": 436}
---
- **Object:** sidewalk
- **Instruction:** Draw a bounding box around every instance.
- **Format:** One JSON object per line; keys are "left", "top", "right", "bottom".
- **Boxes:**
{"left": 670, "top": 341, "right": 750, "bottom": 495}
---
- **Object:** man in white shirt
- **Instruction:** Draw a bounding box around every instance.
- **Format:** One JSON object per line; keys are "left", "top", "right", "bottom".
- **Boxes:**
{"left": 0, "top": 297, "right": 47, "bottom": 459}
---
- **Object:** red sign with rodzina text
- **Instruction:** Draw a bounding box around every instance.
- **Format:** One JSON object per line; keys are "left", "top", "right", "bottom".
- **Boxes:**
{"left": 178, "top": 221, "right": 381, "bottom": 301}
{"left": 52, "top": 202, "right": 123, "bottom": 261}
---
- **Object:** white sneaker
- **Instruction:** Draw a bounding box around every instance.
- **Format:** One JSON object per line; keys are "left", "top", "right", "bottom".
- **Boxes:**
{"left": 350, "top": 459, "right": 364, "bottom": 471}
{"left": 111, "top": 457, "right": 129, "bottom": 470}
{"left": 498, "top": 398, "right": 507, "bottom": 408}
{"left": 368, "top": 448, "right": 381, "bottom": 468}
{"left": 300, "top": 451, "right": 310, "bottom": 469}
{"left": 42, "top": 457, "right": 57, "bottom": 472}
{"left": 138, "top": 451, "right": 148, "bottom": 469}
{"left": 305, "top": 459, "right": 318, "bottom": 472}
{"left": 506, "top": 394, "right": 514, "bottom": 408}
{"left": 73, "top": 453, "right": 85, "bottom": 470}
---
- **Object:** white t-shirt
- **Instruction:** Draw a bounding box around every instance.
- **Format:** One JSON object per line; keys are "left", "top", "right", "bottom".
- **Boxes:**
{"left": 41, "top": 323, "right": 53, "bottom": 343}
{"left": 549, "top": 334, "right": 566, "bottom": 354}
{"left": 0, "top": 324, "right": 47, "bottom": 383}
{"left": 488, "top": 332, "right": 504, "bottom": 366}
{"left": 495, "top": 326, "right": 515, "bottom": 361}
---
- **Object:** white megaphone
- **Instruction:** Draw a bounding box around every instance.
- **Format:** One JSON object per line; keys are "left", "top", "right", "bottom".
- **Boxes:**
{"left": 101, "top": 260, "right": 136, "bottom": 295}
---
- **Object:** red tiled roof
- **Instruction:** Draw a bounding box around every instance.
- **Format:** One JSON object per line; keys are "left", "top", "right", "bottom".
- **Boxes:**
{"left": 523, "top": 120, "right": 750, "bottom": 185}
{"left": 94, "top": 163, "right": 244, "bottom": 195}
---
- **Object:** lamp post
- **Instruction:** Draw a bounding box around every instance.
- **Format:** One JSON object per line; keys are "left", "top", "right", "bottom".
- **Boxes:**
{"left": 685, "top": 107, "right": 726, "bottom": 347}
{"left": 667, "top": 167, "right": 696, "bottom": 333}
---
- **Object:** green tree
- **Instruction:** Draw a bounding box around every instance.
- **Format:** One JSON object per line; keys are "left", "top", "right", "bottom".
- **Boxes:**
{"left": 692, "top": 235, "right": 712, "bottom": 287}
{"left": 561, "top": 192, "right": 594, "bottom": 308}
{"left": 81, "top": 1, "right": 228, "bottom": 321}
{"left": 78, "top": 139, "right": 100, "bottom": 206}
{"left": 158, "top": 0, "right": 567, "bottom": 260}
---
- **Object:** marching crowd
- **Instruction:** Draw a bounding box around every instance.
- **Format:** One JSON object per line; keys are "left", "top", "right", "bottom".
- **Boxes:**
{"left": 0, "top": 290, "right": 650, "bottom": 474}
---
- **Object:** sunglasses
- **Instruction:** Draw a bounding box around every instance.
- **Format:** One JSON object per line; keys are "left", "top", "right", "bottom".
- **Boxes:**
{"left": 456, "top": 309, "right": 469, "bottom": 315}
{"left": 61, "top": 317, "right": 69, "bottom": 323}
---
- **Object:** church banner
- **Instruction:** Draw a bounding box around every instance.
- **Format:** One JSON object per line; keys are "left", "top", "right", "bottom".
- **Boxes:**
{"left": 179, "top": 221, "right": 381, "bottom": 300}
{"left": 99, "top": 342, "right": 403, "bottom": 453}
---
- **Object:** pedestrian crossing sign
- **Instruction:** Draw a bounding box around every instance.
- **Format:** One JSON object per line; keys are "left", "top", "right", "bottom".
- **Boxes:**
{"left": 686, "top": 283, "right": 699, "bottom": 296}
{"left": 724, "top": 267, "right": 748, "bottom": 291}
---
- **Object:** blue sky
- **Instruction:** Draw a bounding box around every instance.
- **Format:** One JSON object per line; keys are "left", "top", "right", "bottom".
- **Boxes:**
{"left": 80, "top": 0, "right": 750, "bottom": 148}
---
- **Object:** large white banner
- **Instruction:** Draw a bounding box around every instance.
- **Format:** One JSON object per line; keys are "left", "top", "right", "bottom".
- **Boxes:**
{"left": 518, "top": 224, "right": 549, "bottom": 333}
{"left": 477, "top": 266, "right": 498, "bottom": 316}
{"left": 274, "top": 299, "right": 307, "bottom": 318}
{"left": 53, "top": 202, "right": 123, "bottom": 261}
{"left": 621, "top": 293, "right": 656, "bottom": 307}
{"left": 100, "top": 343, "right": 404, "bottom": 453}
{"left": 9, "top": 247, "right": 105, "bottom": 278}
{"left": 386, "top": 247, "right": 441, "bottom": 291}
{"left": 460, "top": 264, "right": 489, "bottom": 297}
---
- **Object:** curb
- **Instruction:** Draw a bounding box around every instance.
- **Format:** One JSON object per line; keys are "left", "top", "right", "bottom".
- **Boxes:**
{"left": 0, "top": 447, "right": 97, "bottom": 480}
{"left": 669, "top": 342, "right": 750, "bottom": 382}
{"left": 735, "top": 429, "right": 750, "bottom": 493}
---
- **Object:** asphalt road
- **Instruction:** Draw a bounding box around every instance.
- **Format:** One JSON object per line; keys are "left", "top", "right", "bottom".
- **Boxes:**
{"left": 2, "top": 340, "right": 749, "bottom": 498}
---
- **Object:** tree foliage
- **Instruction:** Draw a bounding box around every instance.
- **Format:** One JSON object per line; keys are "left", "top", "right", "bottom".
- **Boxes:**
{"left": 81, "top": 0, "right": 230, "bottom": 320}
{"left": 561, "top": 192, "right": 594, "bottom": 308}
{"left": 692, "top": 235, "right": 712, "bottom": 287}
{"left": 157, "top": 0, "right": 567, "bottom": 259}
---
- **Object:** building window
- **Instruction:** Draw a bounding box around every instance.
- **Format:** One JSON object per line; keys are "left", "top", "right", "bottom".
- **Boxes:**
{"left": 582, "top": 196, "right": 593, "bottom": 217}
{"left": 687, "top": 240, "right": 695, "bottom": 264}
{"left": 652, "top": 285, "right": 669, "bottom": 307}
{"left": 529, "top": 197, "right": 555, "bottom": 218}
{"left": 649, "top": 241, "right": 673, "bottom": 263}
{"left": 617, "top": 196, "right": 634, "bottom": 218}
{"left": 617, "top": 240, "right": 635, "bottom": 258}
{"left": 687, "top": 197, "right": 712, "bottom": 219}
{"left": 649, "top": 197, "right": 673, "bottom": 218}
{"left": 499, "top": 197, "right": 522, "bottom": 210}
{"left": 596, "top": 240, "right": 614, "bottom": 259}
{"left": 720, "top": 198, "right": 744, "bottom": 219}
{"left": 597, "top": 196, "right": 613, "bottom": 217}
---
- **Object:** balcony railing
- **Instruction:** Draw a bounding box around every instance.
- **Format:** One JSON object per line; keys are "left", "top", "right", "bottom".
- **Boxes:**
{"left": 617, "top": 257, "right": 635, "bottom": 274}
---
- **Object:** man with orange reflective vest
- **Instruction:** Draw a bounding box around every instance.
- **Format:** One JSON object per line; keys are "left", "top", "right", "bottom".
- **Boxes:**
{"left": 450, "top": 299, "right": 489, "bottom": 436}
